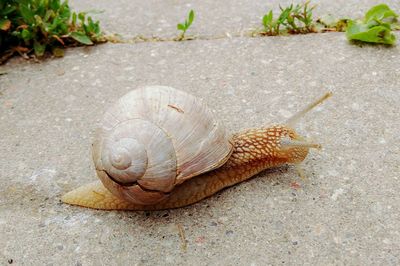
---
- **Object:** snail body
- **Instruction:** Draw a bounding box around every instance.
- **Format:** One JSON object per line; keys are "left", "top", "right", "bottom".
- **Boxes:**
{"left": 62, "top": 86, "right": 330, "bottom": 211}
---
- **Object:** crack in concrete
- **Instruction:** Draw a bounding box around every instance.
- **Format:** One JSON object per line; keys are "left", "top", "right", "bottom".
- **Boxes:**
{"left": 103, "top": 28, "right": 342, "bottom": 45}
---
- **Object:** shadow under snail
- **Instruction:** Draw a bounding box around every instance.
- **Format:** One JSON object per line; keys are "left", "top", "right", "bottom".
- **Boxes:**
{"left": 62, "top": 86, "right": 331, "bottom": 211}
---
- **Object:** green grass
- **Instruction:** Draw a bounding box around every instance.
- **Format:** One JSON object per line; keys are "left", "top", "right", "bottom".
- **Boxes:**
{"left": 261, "top": 1, "right": 317, "bottom": 36}
{"left": 0, "top": 0, "right": 104, "bottom": 63}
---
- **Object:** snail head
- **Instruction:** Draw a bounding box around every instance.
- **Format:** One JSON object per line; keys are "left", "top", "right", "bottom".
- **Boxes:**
{"left": 275, "top": 92, "right": 332, "bottom": 164}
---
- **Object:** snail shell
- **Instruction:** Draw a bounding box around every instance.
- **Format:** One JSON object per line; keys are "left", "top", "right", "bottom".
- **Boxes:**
{"left": 92, "top": 86, "right": 233, "bottom": 205}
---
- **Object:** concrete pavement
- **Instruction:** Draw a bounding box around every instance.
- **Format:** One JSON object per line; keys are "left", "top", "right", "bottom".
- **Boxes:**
{"left": 70, "top": 0, "right": 400, "bottom": 38}
{"left": 1, "top": 1, "right": 400, "bottom": 265}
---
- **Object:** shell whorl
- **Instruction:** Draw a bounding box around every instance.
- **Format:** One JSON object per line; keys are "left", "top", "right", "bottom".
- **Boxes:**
{"left": 92, "top": 86, "right": 233, "bottom": 205}
{"left": 102, "top": 137, "right": 148, "bottom": 182}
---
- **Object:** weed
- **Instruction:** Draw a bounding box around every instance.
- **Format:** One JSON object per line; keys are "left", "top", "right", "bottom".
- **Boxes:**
{"left": 261, "top": 1, "right": 317, "bottom": 36}
{"left": 346, "top": 4, "right": 398, "bottom": 45}
{"left": 0, "top": 0, "right": 104, "bottom": 64}
{"left": 262, "top": 9, "right": 288, "bottom": 35}
{"left": 177, "top": 9, "right": 194, "bottom": 40}
{"left": 316, "top": 15, "right": 350, "bottom": 32}
{"left": 291, "top": 0, "right": 316, "bottom": 32}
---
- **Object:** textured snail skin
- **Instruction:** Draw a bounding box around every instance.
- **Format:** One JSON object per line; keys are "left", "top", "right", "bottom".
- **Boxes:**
{"left": 62, "top": 125, "right": 309, "bottom": 210}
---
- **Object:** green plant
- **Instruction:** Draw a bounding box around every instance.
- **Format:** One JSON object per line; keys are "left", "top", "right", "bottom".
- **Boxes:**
{"left": 292, "top": 1, "right": 316, "bottom": 32}
{"left": 346, "top": 4, "right": 398, "bottom": 45}
{"left": 177, "top": 9, "right": 194, "bottom": 40}
{"left": 316, "top": 15, "right": 350, "bottom": 32}
{"left": 0, "top": 0, "right": 104, "bottom": 63}
{"left": 262, "top": 9, "right": 288, "bottom": 35}
{"left": 261, "top": 1, "right": 316, "bottom": 36}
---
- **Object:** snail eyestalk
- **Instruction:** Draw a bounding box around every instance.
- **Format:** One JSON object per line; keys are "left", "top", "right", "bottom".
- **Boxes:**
{"left": 280, "top": 137, "right": 322, "bottom": 150}
{"left": 286, "top": 92, "right": 332, "bottom": 127}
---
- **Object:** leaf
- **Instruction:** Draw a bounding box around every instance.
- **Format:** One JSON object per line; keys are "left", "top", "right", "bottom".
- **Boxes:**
{"left": 86, "top": 17, "right": 98, "bottom": 34}
{"left": 365, "top": 4, "right": 398, "bottom": 22}
{"left": 188, "top": 10, "right": 194, "bottom": 26}
{"left": 278, "top": 7, "right": 291, "bottom": 24}
{"left": 92, "top": 21, "right": 101, "bottom": 35}
{"left": 263, "top": 11, "right": 273, "bottom": 27}
{"left": 72, "top": 12, "right": 77, "bottom": 26}
{"left": 0, "top": 19, "right": 11, "bottom": 31}
{"left": 177, "top": 23, "right": 185, "bottom": 31}
{"left": 287, "top": 14, "right": 295, "bottom": 25}
{"left": 78, "top": 12, "right": 86, "bottom": 23}
{"left": 262, "top": 15, "right": 268, "bottom": 27}
{"left": 21, "top": 29, "right": 32, "bottom": 42}
{"left": 346, "top": 20, "right": 368, "bottom": 36}
{"left": 49, "top": 0, "right": 61, "bottom": 11}
{"left": 1, "top": 5, "right": 16, "bottom": 16}
{"left": 346, "top": 4, "right": 398, "bottom": 45}
{"left": 36, "top": 1, "right": 46, "bottom": 18}
{"left": 19, "top": 4, "right": 35, "bottom": 24}
{"left": 346, "top": 20, "right": 396, "bottom": 44}
{"left": 70, "top": 31, "right": 93, "bottom": 45}
{"left": 59, "top": 1, "right": 71, "bottom": 19}
{"left": 44, "top": 10, "right": 55, "bottom": 22}
{"left": 33, "top": 40, "right": 46, "bottom": 57}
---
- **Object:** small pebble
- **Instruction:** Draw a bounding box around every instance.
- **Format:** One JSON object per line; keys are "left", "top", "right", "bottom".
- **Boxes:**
{"left": 210, "top": 221, "right": 218, "bottom": 226}
{"left": 195, "top": 236, "right": 206, "bottom": 243}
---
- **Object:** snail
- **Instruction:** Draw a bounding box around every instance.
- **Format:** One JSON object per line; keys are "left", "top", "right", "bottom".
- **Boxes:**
{"left": 62, "top": 86, "right": 331, "bottom": 211}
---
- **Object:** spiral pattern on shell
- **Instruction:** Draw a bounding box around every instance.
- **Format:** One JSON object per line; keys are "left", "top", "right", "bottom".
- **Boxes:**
{"left": 92, "top": 86, "right": 233, "bottom": 205}
{"left": 101, "top": 137, "right": 148, "bottom": 183}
